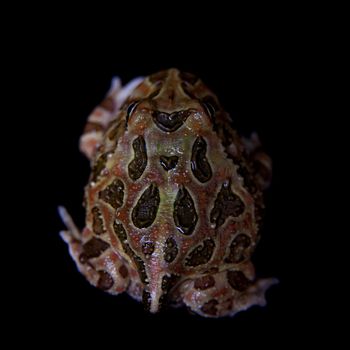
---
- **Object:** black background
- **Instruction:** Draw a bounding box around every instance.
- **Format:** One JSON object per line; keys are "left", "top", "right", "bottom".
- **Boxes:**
{"left": 14, "top": 20, "right": 323, "bottom": 346}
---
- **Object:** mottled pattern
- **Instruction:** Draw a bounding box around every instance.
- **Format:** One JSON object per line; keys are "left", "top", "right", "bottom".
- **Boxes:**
{"left": 185, "top": 239, "right": 215, "bottom": 267}
{"left": 164, "top": 237, "right": 178, "bottom": 263}
{"left": 132, "top": 184, "right": 160, "bottom": 228}
{"left": 128, "top": 136, "right": 148, "bottom": 181}
{"left": 225, "top": 234, "right": 252, "bottom": 264}
{"left": 194, "top": 275, "right": 215, "bottom": 290}
{"left": 210, "top": 180, "right": 245, "bottom": 228}
{"left": 60, "top": 68, "right": 276, "bottom": 318}
{"left": 159, "top": 274, "right": 180, "bottom": 309}
{"left": 79, "top": 237, "right": 109, "bottom": 263}
{"left": 113, "top": 221, "right": 148, "bottom": 283}
{"left": 142, "top": 242, "right": 155, "bottom": 256}
{"left": 99, "top": 179, "right": 124, "bottom": 209}
{"left": 201, "top": 299, "right": 219, "bottom": 316}
{"left": 227, "top": 270, "right": 251, "bottom": 291}
{"left": 173, "top": 186, "right": 198, "bottom": 235}
{"left": 91, "top": 152, "right": 111, "bottom": 183}
{"left": 97, "top": 270, "right": 114, "bottom": 290}
{"left": 91, "top": 207, "right": 105, "bottom": 235}
{"left": 191, "top": 136, "right": 212, "bottom": 183}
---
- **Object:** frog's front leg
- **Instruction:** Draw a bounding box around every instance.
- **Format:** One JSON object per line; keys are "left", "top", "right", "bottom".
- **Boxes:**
{"left": 179, "top": 262, "right": 278, "bottom": 318}
{"left": 58, "top": 206, "right": 130, "bottom": 294}
{"left": 79, "top": 76, "right": 143, "bottom": 160}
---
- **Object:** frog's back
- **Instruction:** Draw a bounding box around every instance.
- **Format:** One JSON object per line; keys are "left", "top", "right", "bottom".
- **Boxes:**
{"left": 83, "top": 69, "right": 269, "bottom": 313}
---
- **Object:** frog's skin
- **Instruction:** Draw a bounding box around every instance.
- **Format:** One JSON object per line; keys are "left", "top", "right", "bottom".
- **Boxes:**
{"left": 59, "top": 68, "right": 277, "bottom": 318}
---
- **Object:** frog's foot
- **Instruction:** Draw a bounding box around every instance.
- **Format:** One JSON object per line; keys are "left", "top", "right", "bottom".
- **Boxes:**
{"left": 180, "top": 262, "right": 278, "bottom": 318}
{"left": 80, "top": 76, "right": 144, "bottom": 160}
{"left": 58, "top": 206, "right": 130, "bottom": 295}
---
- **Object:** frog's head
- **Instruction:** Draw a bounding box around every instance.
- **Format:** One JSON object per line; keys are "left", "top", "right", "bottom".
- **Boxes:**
{"left": 121, "top": 68, "right": 226, "bottom": 133}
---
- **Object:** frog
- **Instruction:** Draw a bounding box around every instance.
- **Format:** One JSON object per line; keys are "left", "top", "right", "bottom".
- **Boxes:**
{"left": 59, "top": 68, "right": 278, "bottom": 317}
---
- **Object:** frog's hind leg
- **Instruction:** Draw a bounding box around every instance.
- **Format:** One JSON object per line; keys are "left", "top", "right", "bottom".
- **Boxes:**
{"left": 58, "top": 206, "right": 130, "bottom": 295}
{"left": 179, "top": 262, "right": 278, "bottom": 318}
{"left": 79, "top": 76, "right": 143, "bottom": 160}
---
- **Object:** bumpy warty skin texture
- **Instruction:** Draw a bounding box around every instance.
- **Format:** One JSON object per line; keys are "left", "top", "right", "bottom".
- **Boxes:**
{"left": 59, "top": 69, "right": 277, "bottom": 318}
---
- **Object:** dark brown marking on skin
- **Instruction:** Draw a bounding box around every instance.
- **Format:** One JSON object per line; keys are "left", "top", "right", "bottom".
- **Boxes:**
{"left": 133, "top": 255, "right": 148, "bottom": 284}
{"left": 108, "top": 119, "right": 125, "bottom": 142}
{"left": 160, "top": 155, "right": 179, "bottom": 171}
{"left": 97, "top": 270, "right": 114, "bottom": 290}
{"left": 191, "top": 136, "right": 212, "bottom": 183}
{"left": 173, "top": 186, "right": 198, "bottom": 235}
{"left": 79, "top": 237, "right": 110, "bottom": 263}
{"left": 142, "top": 290, "right": 151, "bottom": 311}
{"left": 194, "top": 275, "right": 215, "bottom": 290}
{"left": 112, "top": 221, "right": 148, "bottom": 284}
{"left": 142, "top": 242, "right": 155, "bottom": 256}
{"left": 225, "top": 234, "right": 252, "bottom": 264}
{"left": 161, "top": 274, "right": 180, "bottom": 292}
{"left": 210, "top": 180, "right": 245, "bottom": 228}
{"left": 164, "top": 237, "right": 179, "bottom": 263}
{"left": 132, "top": 183, "right": 160, "bottom": 229}
{"left": 201, "top": 299, "right": 219, "bottom": 316}
{"left": 128, "top": 136, "right": 148, "bottom": 181}
{"left": 113, "top": 221, "right": 127, "bottom": 243}
{"left": 152, "top": 110, "right": 192, "bottom": 132}
{"left": 227, "top": 270, "right": 251, "bottom": 292}
{"left": 159, "top": 274, "right": 180, "bottom": 310}
{"left": 185, "top": 239, "right": 215, "bottom": 267}
{"left": 99, "top": 179, "right": 124, "bottom": 210}
{"left": 119, "top": 265, "right": 129, "bottom": 278}
{"left": 91, "top": 152, "right": 112, "bottom": 183}
{"left": 92, "top": 207, "right": 105, "bottom": 235}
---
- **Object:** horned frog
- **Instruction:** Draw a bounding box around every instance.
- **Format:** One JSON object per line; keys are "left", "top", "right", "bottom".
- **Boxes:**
{"left": 59, "top": 68, "right": 278, "bottom": 317}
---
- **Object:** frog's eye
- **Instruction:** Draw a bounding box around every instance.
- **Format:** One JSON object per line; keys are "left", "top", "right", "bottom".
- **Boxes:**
{"left": 201, "top": 96, "right": 219, "bottom": 120}
{"left": 127, "top": 101, "right": 139, "bottom": 116}
{"left": 201, "top": 101, "right": 216, "bottom": 120}
{"left": 126, "top": 100, "right": 139, "bottom": 124}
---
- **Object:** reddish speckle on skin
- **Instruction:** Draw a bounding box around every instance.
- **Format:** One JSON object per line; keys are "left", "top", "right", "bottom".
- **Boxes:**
{"left": 113, "top": 165, "right": 123, "bottom": 177}
{"left": 109, "top": 233, "right": 119, "bottom": 248}
{"left": 173, "top": 171, "right": 191, "bottom": 184}
{"left": 130, "top": 183, "right": 142, "bottom": 192}
{"left": 61, "top": 68, "right": 275, "bottom": 318}
{"left": 130, "top": 269, "right": 138, "bottom": 278}
{"left": 115, "top": 209, "right": 128, "bottom": 222}
{"left": 212, "top": 287, "right": 230, "bottom": 298}
{"left": 109, "top": 253, "right": 118, "bottom": 263}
